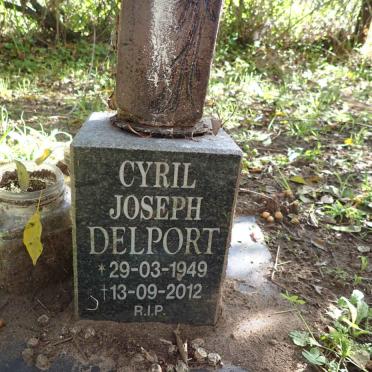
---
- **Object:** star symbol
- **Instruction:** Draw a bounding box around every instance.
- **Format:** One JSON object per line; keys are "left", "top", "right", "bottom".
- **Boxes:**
{"left": 98, "top": 264, "right": 105, "bottom": 275}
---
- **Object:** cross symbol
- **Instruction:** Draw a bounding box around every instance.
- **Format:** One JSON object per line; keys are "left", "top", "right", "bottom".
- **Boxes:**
{"left": 101, "top": 284, "right": 108, "bottom": 301}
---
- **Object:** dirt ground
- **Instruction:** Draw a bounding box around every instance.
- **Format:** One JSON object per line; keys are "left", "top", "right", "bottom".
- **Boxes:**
{"left": 236, "top": 165, "right": 372, "bottom": 310}
{"left": 0, "top": 165, "right": 371, "bottom": 372}
{"left": 0, "top": 212, "right": 313, "bottom": 372}
{"left": 0, "top": 276, "right": 307, "bottom": 372}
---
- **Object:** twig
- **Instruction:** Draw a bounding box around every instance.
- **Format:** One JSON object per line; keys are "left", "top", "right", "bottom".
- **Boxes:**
{"left": 271, "top": 245, "right": 281, "bottom": 280}
{"left": 159, "top": 338, "right": 173, "bottom": 345}
{"left": 126, "top": 123, "right": 151, "bottom": 138}
{"left": 277, "top": 260, "right": 291, "bottom": 266}
{"left": 36, "top": 298, "right": 50, "bottom": 313}
{"left": 239, "top": 188, "right": 276, "bottom": 202}
{"left": 174, "top": 325, "right": 188, "bottom": 365}
{"left": 269, "top": 309, "right": 297, "bottom": 316}
{"left": 50, "top": 337, "right": 73, "bottom": 347}
{"left": 73, "top": 337, "right": 88, "bottom": 362}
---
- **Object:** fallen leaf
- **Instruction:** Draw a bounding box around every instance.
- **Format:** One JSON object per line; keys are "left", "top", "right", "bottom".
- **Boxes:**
{"left": 330, "top": 225, "right": 362, "bottom": 233}
{"left": 314, "top": 261, "right": 328, "bottom": 267}
{"left": 297, "top": 185, "right": 317, "bottom": 195}
{"left": 319, "top": 195, "right": 334, "bottom": 204}
{"left": 311, "top": 238, "right": 327, "bottom": 251}
{"left": 299, "top": 195, "right": 312, "bottom": 203}
{"left": 0, "top": 319, "right": 5, "bottom": 329}
{"left": 35, "top": 149, "right": 52, "bottom": 165}
{"left": 249, "top": 167, "right": 263, "bottom": 174}
{"left": 312, "top": 285, "right": 323, "bottom": 295}
{"left": 322, "top": 185, "right": 340, "bottom": 198}
{"left": 306, "top": 176, "right": 321, "bottom": 184}
{"left": 308, "top": 211, "right": 319, "bottom": 227}
{"left": 357, "top": 245, "right": 370, "bottom": 253}
{"left": 365, "top": 221, "right": 372, "bottom": 228}
{"left": 23, "top": 209, "right": 43, "bottom": 266}
{"left": 211, "top": 118, "right": 222, "bottom": 136}
{"left": 290, "top": 175, "right": 306, "bottom": 184}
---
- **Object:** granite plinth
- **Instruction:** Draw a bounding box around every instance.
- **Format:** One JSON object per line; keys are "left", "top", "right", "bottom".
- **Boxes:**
{"left": 71, "top": 112, "right": 242, "bottom": 325}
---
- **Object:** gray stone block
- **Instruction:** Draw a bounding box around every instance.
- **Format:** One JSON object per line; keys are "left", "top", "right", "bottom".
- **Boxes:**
{"left": 71, "top": 112, "right": 242, "bottom": 324}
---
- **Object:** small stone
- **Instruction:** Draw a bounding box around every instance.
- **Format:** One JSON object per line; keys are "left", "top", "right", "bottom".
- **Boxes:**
{"left": 269, "top": 339, "right": 278, "bottom": 346}
{"left": 194, "top": 347, "right": 207, "bottom": 362}
{"left": 35, "top": 354, "right": 50, "bottom": 371}
{"left": 168, "top": 344, "right": 178, "bottom": 356}
{"left": 131, "top": 353, "right": 145, "bottom": 363}
{"left": 84, "top": 326, "right": 96, "bottom": 339}
{"left": 37, "top": 314, "right": 49, "bottom": 326}
{"left": 190, "top": 338, "right": 205, "bottom": 349}
{"left": 150, "top": 364, "right": 162, "bottom": 372}
{"left": 69, "top": 325, "right": 82, "bottom": 335}
{"left": 27, "top": 337, "right": 39, "bottom": 348}
{"left": 22, "top": 348, "right": 34, "bottom": 366}
{"left": 274, "top": 211, "right": 283, "bottom": 221}
{"left": 0, "top": 319, "right": 5, "bottom": 329}
{"left": 266, "top": 215, "right": 275, "bottom": 223}
{"left": 291, "top": 217, "right": 300, "bottom": 225}
{"left": 175, "top": 360, "right": 189, "bottom": 372}
{"left": 40, "top": 332, "right": 48, "bottom": 341}
{"left": 60, "top": 325, "right": 69, "bottom": 336}
{"left": 207, "top": 352, "right": 221, "bottom": 366}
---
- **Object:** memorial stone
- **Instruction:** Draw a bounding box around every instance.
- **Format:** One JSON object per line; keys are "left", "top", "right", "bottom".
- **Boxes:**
{"left": 71, "top": 113, "right": 242, "bottom": 324}
{"left": 72, "top": 0, "right": 242, "bottom": 325}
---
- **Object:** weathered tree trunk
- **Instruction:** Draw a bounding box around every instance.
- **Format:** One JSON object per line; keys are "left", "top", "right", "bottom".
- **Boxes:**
{"left": 361, "top": 20, "right": 372, "bottom": 57}
{"left": 353, "top": 0, "right": 372, "bottom": 45}
{"left": 3, "top": 0, "right": 79, "bottom": 41}
{"left": 115, "top": 0, "right": 223, "bottom": 136}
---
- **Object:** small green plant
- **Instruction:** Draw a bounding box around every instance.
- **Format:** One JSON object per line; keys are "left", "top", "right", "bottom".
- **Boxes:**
{"left": 358, "top": 256, "right": 369, "bottom": 272}
{"left": 334, "top": 173, "right": 354, "bottom": 199}
{"left": 281, "top": 291, "right": 306, "bottom": 305}
{"left": 323, "top": 201, "right": 366, "bottom": 225}
{"left": 302, "top": 142, "right": 323, "bottom": 162}
{"left": 274, "top": 166, "right": 292, "bottom": 194}
{"left": 289, "top": 290, "right": 371, "bottom": 371}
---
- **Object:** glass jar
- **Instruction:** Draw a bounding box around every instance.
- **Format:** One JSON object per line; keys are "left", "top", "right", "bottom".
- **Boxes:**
{"left": 0, "top": 162, "right": 72, "bottom": 294}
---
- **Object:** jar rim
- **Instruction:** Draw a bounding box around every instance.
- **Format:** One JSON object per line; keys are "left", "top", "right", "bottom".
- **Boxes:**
{"left": 0, "top": 162, "right": 65, "bottom": 204}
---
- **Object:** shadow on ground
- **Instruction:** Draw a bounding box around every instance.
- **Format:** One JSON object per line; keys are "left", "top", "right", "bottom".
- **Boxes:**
{"left": 0, "top": 217, "right": 305, "bottom": 372}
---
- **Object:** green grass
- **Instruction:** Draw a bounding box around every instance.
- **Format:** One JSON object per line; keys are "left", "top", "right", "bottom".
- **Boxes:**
{"left": 0, "top": 39, "right": 371, "bottom": 230}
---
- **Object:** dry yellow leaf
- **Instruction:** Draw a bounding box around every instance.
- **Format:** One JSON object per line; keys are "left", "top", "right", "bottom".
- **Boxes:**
{"left": 23, "top": 210, "right": 43, "bottom": 266}
{"left": 35, "top": 149, "right": 52, "bottom": 165}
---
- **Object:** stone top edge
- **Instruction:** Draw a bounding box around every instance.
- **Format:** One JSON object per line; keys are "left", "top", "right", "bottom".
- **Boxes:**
{"left": 71, "top": 112, "right": 243, "bottom": 157}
